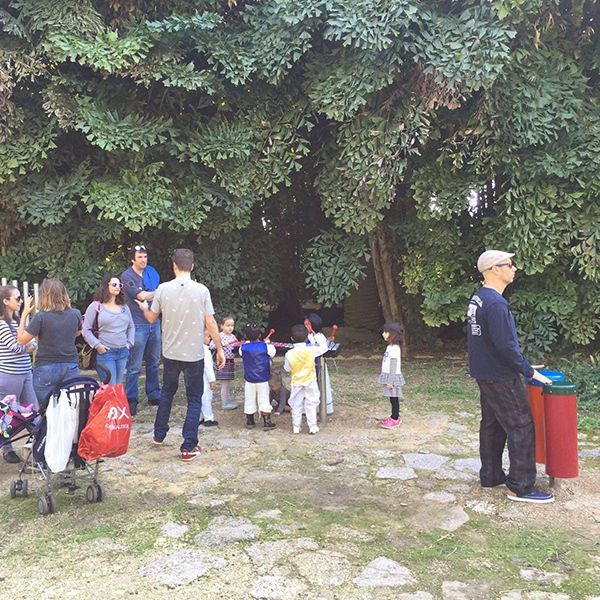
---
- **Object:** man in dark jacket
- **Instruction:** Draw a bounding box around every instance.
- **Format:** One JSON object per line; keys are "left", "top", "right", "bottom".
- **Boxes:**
{"left": 467, "top": 250, "right": 554, "bottom": 504}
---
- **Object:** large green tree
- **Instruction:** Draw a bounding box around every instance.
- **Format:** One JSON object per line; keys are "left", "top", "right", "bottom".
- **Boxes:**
{"left": 0, "top": 0, "right": 598, "bottom": 354}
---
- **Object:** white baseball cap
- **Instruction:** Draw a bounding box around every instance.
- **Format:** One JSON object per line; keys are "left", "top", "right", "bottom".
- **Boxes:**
{"left": 477, "top": 250, "right": 515, "bottom": 273}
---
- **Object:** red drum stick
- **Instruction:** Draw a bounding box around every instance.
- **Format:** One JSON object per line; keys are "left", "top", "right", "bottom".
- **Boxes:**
{"left": 265, "top": 328, "right": 275, "bottom": 341}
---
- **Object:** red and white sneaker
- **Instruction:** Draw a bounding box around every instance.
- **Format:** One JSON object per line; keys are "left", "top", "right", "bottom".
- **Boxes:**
{"left": 180, "top": 446, "right": 204, "bottom": 462}
{"left": 380, "top": 417, "right": 402, "bottom": 429}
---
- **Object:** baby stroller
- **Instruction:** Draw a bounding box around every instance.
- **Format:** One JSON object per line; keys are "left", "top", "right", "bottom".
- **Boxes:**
{"left": 8, "top": 375, "right": 103, "bottom": 515}
{"left": 1, "top": 395, "right": 40, "bottom": 499}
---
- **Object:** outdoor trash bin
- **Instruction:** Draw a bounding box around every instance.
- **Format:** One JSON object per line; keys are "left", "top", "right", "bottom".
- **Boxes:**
{"left": 543, "top": 381, "right": 579, "bottom": 479}
{"left": 526, "top": 370, "right": 565, "bottom": 464}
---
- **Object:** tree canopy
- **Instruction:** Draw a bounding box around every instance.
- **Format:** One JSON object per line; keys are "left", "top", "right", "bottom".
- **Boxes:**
{"left": 0, "top": 0, "right": 599, "bottom": 354}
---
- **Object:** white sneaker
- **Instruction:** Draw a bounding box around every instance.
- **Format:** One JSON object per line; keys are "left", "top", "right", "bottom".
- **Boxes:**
{"left": 221, "top": 402, "right": 238, "bottom": 410}
{"left": 293, "top": 427, "right": 300, "bottom": 434}
{"left": 309, "top": 426, "right": 319, "bottom": 435}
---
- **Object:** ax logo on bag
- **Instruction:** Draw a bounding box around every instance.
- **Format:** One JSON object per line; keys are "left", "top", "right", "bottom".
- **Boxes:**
{"left": 107, "top": 406, "right": 128, "bottom": 420}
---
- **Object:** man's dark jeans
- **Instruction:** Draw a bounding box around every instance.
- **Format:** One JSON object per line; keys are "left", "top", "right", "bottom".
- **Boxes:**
{"left": 154, "top": 358, "right": 204, "bottom": 452}
{"left": 477, "top": 378, "right": 536, "bottom": 496}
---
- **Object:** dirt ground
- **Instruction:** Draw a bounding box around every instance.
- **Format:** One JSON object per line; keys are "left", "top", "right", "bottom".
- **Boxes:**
{"left": 0, "top": 357, "right": 598, "bottom": 599}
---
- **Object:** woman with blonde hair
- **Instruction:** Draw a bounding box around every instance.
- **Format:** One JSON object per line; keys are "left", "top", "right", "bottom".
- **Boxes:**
{"left": 0, "top": 285, "right": 36, "bottom": 463}
{"left": 17, "top": 278, "right": 82, "bottom": 406}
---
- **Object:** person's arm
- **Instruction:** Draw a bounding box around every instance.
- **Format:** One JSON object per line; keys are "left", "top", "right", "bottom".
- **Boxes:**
{"left": 283, "top": 352, "right": 292, "bottom": 372}
{"left": 135, "top": 300, "right": 160, "bottom": 323}
{"left": 487, "top": 303, "right": 534, "bottom": 378}
{"left": 204, "top": 345, "right": 216, "bottom": 382}
{"left": 205, "top": 314, "right": 225, "bottom": 369}
{"left": 310, "top": 332, "right": 328, "bottom": 357}
{"left": 136, "top": 289, "right": 161, "bottom": 324}
{"left": 275, "top": 387, "right": 289, "bottom": 414}
{"left": 17, "top": 297, "right": 36, "bottom": 344}
{"left": 122, "top": 270, "right": 142, "bottom": 302}
{"left": 0, "top": 321, "right": 27, "bottom": 353}
{"left": 82, "top": 303, "right": 101, "bottom": 348}
{"left": 267, "top": 343, "right": 276, "bottom": 358}
{"left": 124, "top": 305, "right": 136, "bottom": 347}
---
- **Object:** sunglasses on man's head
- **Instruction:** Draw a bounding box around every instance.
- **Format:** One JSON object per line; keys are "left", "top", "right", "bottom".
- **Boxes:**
{"left": 132, "top": 245, "right": 147, "bottom": 252}
{"left": 110, "top": 282, "right": 123, "bottom": 288}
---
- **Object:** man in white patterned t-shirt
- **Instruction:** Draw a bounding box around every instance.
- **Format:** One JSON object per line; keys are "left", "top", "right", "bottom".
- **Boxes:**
{"left": 138, "top": 248, "right": 225, "bottom": 462}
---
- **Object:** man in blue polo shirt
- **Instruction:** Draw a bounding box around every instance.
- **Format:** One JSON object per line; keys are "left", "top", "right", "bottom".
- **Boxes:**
{"left": 121, "top": 244, "right": 161, "bottom": 416}
{"left": 467, "top": 250, "right": 553, "bottom": 504}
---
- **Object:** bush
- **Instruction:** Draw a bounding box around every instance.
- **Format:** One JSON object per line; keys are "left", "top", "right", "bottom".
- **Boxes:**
{"left": 556, "top": 355, "right": 600, "bottom": 414}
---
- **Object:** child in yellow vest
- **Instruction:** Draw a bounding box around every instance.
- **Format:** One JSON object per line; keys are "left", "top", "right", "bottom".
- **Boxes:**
{"left": 284, "top": 324, "right": 321, "bottom": 434}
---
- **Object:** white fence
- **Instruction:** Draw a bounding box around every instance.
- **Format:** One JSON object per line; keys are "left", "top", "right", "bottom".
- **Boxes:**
{"left": 1, "top": 278, "right": 40, "bottom": 306}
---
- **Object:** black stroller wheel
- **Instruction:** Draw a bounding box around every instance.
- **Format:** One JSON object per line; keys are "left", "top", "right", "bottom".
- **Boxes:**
{"left": 9, "top": 481, "right": 17, "bottom": 499}
{"left": 38, "top": 495, "right": 49, "bottom": 515}
{"left": 38, "top": 493, "right": 56, "bottom": 515}
{"left": 21, "top": 479, "right": 28, "bottom": 497}
{"left": 86, "top": 484, "right": 99, "bottom": 503}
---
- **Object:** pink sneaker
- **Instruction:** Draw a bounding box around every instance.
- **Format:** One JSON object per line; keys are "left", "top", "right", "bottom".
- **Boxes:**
{"left": 380, "top": 417, "right": 402, "bottom": 429}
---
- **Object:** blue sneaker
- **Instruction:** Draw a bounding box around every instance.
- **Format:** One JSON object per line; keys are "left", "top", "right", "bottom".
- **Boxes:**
{"left": 507, "top": 488, "right": 555, "bottom": 504}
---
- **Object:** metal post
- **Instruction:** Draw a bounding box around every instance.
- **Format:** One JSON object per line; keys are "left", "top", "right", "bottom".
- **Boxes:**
{"left": 319, "top": 356, "right": 327, "bottom": 426}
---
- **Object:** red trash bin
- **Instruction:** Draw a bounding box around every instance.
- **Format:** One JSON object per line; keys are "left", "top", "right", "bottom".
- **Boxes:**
{"left": 526, "top": 383, "right": 546, "bottom": 464}
{"left": 543, "top": 381, "right": 578, "bottom": 479}
{"left": 526, "top": 370, "right": 565, "bottom": 464}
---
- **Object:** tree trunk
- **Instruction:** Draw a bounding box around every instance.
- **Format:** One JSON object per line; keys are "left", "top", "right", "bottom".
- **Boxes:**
{"left": 371, "top": 224, "right": 409, "bottom": 356}
{"left": 344, "top": 260, "right": 381, "bottom": 330}
{"left": 371, "top": 238, "right": 392, "bottom": 322}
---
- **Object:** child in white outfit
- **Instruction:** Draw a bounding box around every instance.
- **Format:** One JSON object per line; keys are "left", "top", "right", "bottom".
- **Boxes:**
{"left": 200, "top": 330, "right": 218, "bottom": 427}
{"left": 284, "top": 324, "right": 321, "bottom": 434}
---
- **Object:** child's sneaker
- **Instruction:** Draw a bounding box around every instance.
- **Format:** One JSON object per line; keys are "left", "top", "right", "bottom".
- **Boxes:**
{"left": 309, "top": 426, "right": 319, "bottom": 435}
{"left": 181, "top": 446, "right": 204, "bottom": 462}
{"left": 201, "top": 419, "right": 218, "bottom": 427}
{"left": 246, "top": 414, "right": 256, "bottom": 429}
{"left": 380, "top": 417, "right": 402, "bottom": 429}
{"left": 152, "top": 438, "right": 164, "bottom": 446}
{"left": 222, "top": 401, "right": 238, "bottom": 410}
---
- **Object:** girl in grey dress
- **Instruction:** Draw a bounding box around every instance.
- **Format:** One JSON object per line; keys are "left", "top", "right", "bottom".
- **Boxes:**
{"left": 378, "top": 322, "right": 405, "bottom": 429}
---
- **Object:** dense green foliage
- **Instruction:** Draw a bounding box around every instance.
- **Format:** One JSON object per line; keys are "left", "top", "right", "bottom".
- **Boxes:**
{"left": 0, "top": 0, "right": 599, "bottom": 353}
{"left": 558, "top": 354, "right": 600, "bottom": 413}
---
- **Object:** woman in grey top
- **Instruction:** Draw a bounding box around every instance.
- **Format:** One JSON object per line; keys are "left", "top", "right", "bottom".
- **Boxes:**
{"left": 83, "top": 275, "right": 135, "bottom": 385}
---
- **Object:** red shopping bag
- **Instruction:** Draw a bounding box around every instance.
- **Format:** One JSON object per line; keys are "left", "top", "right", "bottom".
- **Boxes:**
{"left": 78, "top": 384, "right": 132, "bottom": 461}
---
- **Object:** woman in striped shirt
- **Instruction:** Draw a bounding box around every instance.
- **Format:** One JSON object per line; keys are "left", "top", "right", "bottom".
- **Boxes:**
{"left": 0, "top": 285, "right": 36, "bottom": 464}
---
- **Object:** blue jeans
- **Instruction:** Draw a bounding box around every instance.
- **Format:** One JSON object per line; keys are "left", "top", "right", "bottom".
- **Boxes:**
{"left": 33, "top": 362, "right": 80, "bottom": 408}
{"left": 154, "top": 358, "right": 204, "bottom": 452}
{"left": 96, "top": 347, "right": 130, "bottom": 385}
{"left": 124, "top": 322, "right": 161, "bottom": 412}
